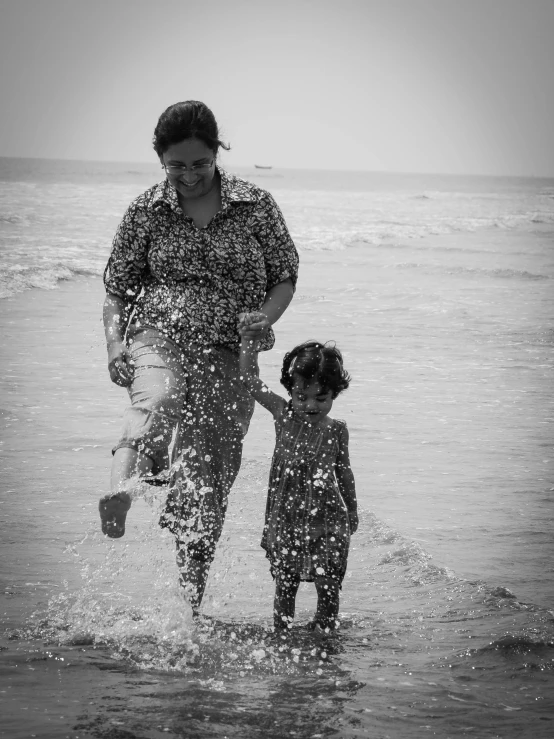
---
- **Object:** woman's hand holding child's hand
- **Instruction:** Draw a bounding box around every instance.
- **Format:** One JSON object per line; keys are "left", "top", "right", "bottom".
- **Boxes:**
{"left": 238, "top": 311, "right": 270, "bottom": 341}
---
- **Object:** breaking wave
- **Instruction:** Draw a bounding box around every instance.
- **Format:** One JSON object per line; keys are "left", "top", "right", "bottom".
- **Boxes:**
{"left": 0, "top": 263, "right": 102, "bottom": 298}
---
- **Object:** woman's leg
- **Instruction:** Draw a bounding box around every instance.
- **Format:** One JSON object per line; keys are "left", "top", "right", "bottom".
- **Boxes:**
{"left": 176, "top": 550, "right": 210, "bottom": 615}
{"left": 167, "top": 347, "right": 255, "bottom": 610}
{"left": 100, "top": 330, "right": 187, "bottom": 538}
{"left": 110, "top": 447, "right": 153, "bottom": 492}
{"left": 274, "top": 571, "right": 300, "bottom": 630}
{"left": 99, "top": 448, "right": 155, "bottom": 538}
{"left": 313, "top": 576, "right": 341, "bottom": 631}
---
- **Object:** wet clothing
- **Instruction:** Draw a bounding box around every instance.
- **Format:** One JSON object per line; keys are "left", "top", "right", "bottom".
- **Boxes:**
{"left": 115, "top": 327, "right": 255, "bottom": 562}
{"left": 105, "top": 169, "right": 297, "bottom": 559}
{"left": 262, "top": 406, "right": 351, "bottom": 584}
{"left": 103, "top": 168, "right": 298, "bottom": 353}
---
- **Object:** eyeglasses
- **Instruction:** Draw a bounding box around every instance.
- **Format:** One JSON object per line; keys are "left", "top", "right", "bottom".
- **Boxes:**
{"left": 163, "top": 160, "right": 214, "bottom": 175}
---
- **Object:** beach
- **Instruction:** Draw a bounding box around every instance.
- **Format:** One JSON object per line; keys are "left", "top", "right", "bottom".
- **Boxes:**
{"left": 1, "top": 158, "right": 553, "bottom": 737}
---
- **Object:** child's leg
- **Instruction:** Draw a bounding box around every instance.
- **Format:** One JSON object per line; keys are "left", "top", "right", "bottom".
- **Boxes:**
{"left": 314, "top": 576, "right": 340, "bottom": 631}
{"left": 274, "top": 571, "right": 300, "bottom": 630}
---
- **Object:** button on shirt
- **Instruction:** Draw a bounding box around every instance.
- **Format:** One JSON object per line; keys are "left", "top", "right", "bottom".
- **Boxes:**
{"left": 104, "top": 168, "right": 299, "bottom": 352}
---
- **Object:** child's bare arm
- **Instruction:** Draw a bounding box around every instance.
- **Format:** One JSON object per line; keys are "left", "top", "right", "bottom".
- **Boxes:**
{"left": 335, "top": 425, "right": 358, "bottom": 533}
{"left": 239, "top": 335, "right": 287, "bottom": 420}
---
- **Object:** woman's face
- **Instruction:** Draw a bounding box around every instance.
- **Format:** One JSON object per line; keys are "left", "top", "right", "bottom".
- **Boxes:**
{"left": 161, "top": 138, "right": 216, "bottom": 200}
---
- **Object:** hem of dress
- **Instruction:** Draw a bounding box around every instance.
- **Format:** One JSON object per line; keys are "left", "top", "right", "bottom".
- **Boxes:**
{"left": 262, "top": 547, "right": 347, "bottom": 587}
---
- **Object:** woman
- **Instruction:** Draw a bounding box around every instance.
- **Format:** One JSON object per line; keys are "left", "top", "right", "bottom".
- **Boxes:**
{"left": 99, "top": 100, "right": 298, "bottom": 612}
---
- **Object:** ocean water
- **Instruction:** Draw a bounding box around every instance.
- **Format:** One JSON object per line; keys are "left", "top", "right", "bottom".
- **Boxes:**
{"left": 0, "top": 157, "right": 553, "bottom": 738}
{"left": 1, "top": 157, "right": 553, "bottom": 298}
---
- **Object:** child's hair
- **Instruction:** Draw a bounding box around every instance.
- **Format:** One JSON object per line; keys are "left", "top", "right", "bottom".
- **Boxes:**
{"left": 280, "top": 341, "right": 351, "bottom": 399}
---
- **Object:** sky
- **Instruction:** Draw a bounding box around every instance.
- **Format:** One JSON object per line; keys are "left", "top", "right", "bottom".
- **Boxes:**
{"left": 1, "top": 0, "right": 553, "bottom": 176}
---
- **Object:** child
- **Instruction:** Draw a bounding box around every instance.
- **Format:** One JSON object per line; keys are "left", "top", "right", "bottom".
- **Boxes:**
{"left": 238, "top": 315, "right": 358, "bottom": 632}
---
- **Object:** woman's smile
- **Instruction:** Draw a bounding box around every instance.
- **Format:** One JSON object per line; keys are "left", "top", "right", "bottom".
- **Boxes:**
{"left": 179, "top": 179, "right": 201, "bottom": 189}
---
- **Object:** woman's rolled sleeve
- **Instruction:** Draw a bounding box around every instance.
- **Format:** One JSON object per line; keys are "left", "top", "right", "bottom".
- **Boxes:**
{"left": 103, "top": 202, "right": 151, "bottom": 303}
{"left": 255, "top": 193, "right": 299, "bottom": 291}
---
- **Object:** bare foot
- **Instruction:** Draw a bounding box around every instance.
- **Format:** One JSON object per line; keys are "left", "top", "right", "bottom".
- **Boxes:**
{"left": 307, "top": 620, "right": 336, "bottom": 634}
{"left": 99, "top": 492, "right": 131, "bottom": 538}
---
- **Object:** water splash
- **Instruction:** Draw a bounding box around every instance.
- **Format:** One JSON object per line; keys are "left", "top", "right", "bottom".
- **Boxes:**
{"left": 16, "top": 484, "right": 344, "bottom": 677}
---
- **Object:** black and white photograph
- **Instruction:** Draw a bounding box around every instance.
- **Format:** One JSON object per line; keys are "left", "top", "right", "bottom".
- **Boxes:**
{"left": 1, "top": 1, "right": 553, "bottom": 737}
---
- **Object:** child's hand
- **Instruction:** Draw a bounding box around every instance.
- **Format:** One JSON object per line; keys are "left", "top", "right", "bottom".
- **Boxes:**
{"left": 349, "top": 510, "right": 359, "bottom": 534}
{"left": 237, "top": 311, "right": 270, "bottom": 338}
{"left": 237, "top": 312, "right": 256, "bottom": 331}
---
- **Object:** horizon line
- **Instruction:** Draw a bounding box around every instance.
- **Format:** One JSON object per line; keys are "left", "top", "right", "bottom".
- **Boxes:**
{"left": 0, "top": 154, "right": 553, "bottom": 181}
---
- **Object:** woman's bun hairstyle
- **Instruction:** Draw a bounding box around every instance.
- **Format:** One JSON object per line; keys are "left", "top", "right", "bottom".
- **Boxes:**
{"left": 153, "top": 100, "right": 230, "bottom": 157}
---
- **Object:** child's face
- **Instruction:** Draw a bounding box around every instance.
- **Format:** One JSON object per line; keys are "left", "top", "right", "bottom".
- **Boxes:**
{"left": 290, "top": 376, "right": 334, "bottom": 424}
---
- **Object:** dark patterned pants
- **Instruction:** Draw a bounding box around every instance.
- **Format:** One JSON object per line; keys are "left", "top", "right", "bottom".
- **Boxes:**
{"left": 114, "top": 327, "right": 255, "bottom": 561}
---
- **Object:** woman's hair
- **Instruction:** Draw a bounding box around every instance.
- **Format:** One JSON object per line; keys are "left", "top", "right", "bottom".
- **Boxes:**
{"left": 280, "top": 341, "right": 351, "bottom": 399}
{"left": 152, "top": 100, "right": 230, "bottom": 157}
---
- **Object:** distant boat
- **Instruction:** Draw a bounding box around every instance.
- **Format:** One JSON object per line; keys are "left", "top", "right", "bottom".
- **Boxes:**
{"left": 254, "top": 164, "right": 273, "bottom": 169}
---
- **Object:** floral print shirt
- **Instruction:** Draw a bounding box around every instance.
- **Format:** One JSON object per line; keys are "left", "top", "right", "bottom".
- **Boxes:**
{"left": 104, "top": 168, "right": 298, "bottom": 352}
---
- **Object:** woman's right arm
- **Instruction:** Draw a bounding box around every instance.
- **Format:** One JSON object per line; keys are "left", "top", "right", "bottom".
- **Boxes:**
{"left": 103, "top": 293, "right": 134, "bottom": 387}
{"left": 103, "top": 200, "right": 151, "bottom": 387}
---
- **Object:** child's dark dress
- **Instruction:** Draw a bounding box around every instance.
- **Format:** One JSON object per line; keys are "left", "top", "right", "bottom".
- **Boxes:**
{"left": 261, "top": 405, "right": 351, "bottom": 585}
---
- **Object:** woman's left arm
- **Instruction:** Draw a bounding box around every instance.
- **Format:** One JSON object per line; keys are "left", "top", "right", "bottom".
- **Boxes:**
{"left": 242, "top": 191, "right": 299, "bottom": 342}
{"left": 240, "top": 278, "right": 294, "bottom": 340}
